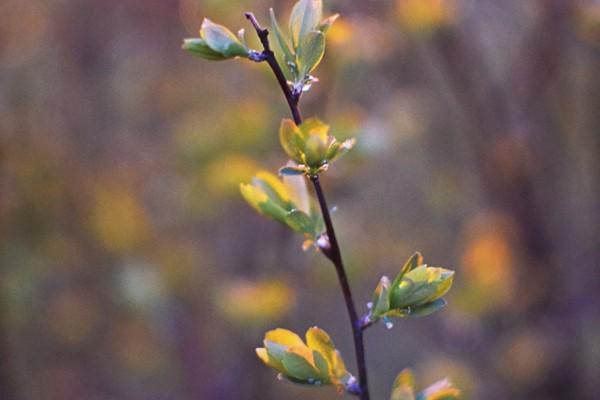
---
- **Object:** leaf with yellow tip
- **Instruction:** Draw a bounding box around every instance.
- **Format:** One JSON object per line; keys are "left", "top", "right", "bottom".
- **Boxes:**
{"left": 279, "top": 119, "right": 304, "bottom": 162}
{"left": 299, "top": 118, "right": 330, "bottom": 141}
{"left": 371, "top": 275, "right": 392, "bottom": 317}
{"left": 390, "top": 369, "right": 416, "bottom": 400}
{"left": 254, "top": 171, "right": 290, "bottom": 206}
{"left": 392, "top": 252, "right": 424, "bottom": 289}
{"left": 282, "top": 173, "right": 310, "bottom": 214}
{"left": 423, "top": 388, "right": 461, "bottom": 400}
{"left": 306, "top": 327, "right": 335, "bottom": 365}
{"left": 256, "top": 347, "right": 286, "bottom": 374}
{"left": 265, "top": 328, "right": 305, "bottom": 347}
{"left": 239, "top": 183, "right": 288, "bottom": 223}
{"left": 319, "top": 13, "right": 339, "bottom": 33}
{"left": 281, "top": 347, "right": 320, "bottom": 381}
{"left": 419, "top": 378, "right": 461, "bottom": 400}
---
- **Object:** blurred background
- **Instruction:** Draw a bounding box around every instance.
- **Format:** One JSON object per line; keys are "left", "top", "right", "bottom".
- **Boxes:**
{"left": 1, "top": 0, "right": 598, "bottom": 399}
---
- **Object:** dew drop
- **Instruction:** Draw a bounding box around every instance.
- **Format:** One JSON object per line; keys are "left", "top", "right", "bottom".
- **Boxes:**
{"left": 366, "top": 302, "right": 373, "bottom": 310}
{"left": 383, "top": 316, "right": 394, "bottom": 330}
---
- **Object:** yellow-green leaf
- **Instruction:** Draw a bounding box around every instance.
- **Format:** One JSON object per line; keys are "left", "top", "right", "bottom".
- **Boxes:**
{"left": 270, "top": 8, "right": 296, "bottom": 76}
{"left": 265, "top": 328, "right": 305, "bottom": 347}
{"left": 297, "top": 30, "right": 325, "bottom": 76}
{"left": 285, "top": 209, "right": 315, "bottom": 235}
{"left": 256, "top": 347, "right": 286, "bottom": 374}
{"left": 407, "top": 298, "right": 447, "bottom": 317}
{"left": 201, "top": 18, "right": 248, "bottom": 58}
{"left": 289, "top": 0, "right": 323, "bottom": 48}
{"left": 391, "top": 369, "right": 416, "bottom": 400}
{"left": 281, "top": 347, "right": 320, "bottom": 381}
{"left": 182, "top": 38, "right": 226, "bottom": 60}
{"left": 392, "top": 252, "right": 424, "bottom": 290}
{"left": 279, "top": 119, "right": 304, "bottom": 162}
{"left": 306, "top": 327, "right": 336, "bottom": 366}
{"left": 319, "top": 13, "right": 340, "bottom": 33}
{"left": 371, "top": 275, "right": 391, "bottom": 317}
{"left": 253, "top": 171, "right": 290, "bottom": 208}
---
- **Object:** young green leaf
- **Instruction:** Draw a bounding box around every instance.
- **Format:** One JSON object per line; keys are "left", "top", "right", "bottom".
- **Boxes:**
{"left": 297, "top": 30, "right": 326, "bottom": 76}
{"left": 407, "top": 298, "right": 447, "bottom": 317}
{"left": 391, "top": 252, "right": 424, "bottom": 290}
{"left": 282, "top": 349, "right": 321, "bottom": 381}
{"left": 371, "top": 275, "right": 391, "bottom": 318}
{"left": 419, "top": 378, "right": 461, "bottom": 400}
{"left": 285, "top": 209, "right": 316, "bottom": 236}
{"left": 201, "top": 18, "right": 248, "bottom": 58}
{"left": 182, "top": 38, "right": 227, "bottom": 61}
{"left": 279, "top": 118, "right": 304, "bottom": 162}
{"left": 280, "top": 165, "right": 307, "bottom": 176}
{"left": 391, "top": 369, "right": 416, "bottom": 400}
{"left": 319, "top": 13, "right": 340, "bottom": 33}
{"left": 289, "top": 0, "right": 323, "bottom": 48}
{"left": 270, "top": 8, "right": 296, "bottom": 76}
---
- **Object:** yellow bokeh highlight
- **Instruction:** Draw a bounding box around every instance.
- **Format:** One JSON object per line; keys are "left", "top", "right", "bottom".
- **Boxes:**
{"left": 90, "top": 181, "right": 151, "bottom": 255}
{"left": 327, "top": 18, "right": 354, "bottom": 47}
{"left": 203, "top": 154, "right": 259, "bottom": 196}
{"left": 217, "top": 279, "right": 295, "bottom": 325}
{"left": 496, "top": 329, "right": 554, "bottom": 386}
{"left": 397, "top": 0, "right": 456, "bottom": 34}
{"left": 459, "top": 210, "right": 516, "bottom": 314}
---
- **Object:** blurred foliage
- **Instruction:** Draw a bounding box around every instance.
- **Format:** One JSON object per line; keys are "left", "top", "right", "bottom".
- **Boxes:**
{"left": 0, "top": 0, "right": 598, "bottom": 399}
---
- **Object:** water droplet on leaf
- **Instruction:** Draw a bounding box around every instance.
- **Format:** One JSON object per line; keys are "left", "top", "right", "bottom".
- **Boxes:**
{"left": 383, "top": 316, "right": 394, "bottom": 330}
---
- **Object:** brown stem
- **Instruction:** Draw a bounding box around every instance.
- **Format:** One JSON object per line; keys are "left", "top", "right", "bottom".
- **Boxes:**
{"left": 245, "top": 12, "right": 369, "bottom": 399}
{"left": 311, "top": 175, "right": 370, "bottom": 400}
{"left": 244, "top": 12, "right": 302, "bottom": 125}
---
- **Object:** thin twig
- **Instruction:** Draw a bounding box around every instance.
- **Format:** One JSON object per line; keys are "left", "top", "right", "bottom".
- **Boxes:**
{"left": 245, "top": 12, "right": 370, "bottom": 399}
{"left": 311, "top": 175, "right": 370, "bottom": 400}
{"left": 244, "top": 12, "right": 302, "bottom": 125}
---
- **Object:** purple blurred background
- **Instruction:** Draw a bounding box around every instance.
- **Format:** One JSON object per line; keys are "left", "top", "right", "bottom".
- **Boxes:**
{"left": 1, "top": 0, "right": 598, "bottom": 399}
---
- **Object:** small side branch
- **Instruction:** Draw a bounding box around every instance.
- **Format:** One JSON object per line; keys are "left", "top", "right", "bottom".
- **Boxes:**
{"left": 244, "top": 12, "right": 302, "bottom": 125}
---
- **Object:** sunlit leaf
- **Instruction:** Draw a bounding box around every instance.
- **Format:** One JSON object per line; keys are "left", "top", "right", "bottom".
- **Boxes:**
{"left": 282, "top": 347, "right": 320, "bottom": 381}
{"left": 265, "top": 328, "right": 305, "bottom": 347}
{"left": 297, "top": 30, "right": 326, "bottom": 76}
{"left": 407, "top": 298, "right": 447, "bottom": 317}
{"left": 285, "top": 209, "right": 316, "bottom": 236}
{"left": 182, "top": 38, "right": 226, "bottom": 60}
{"left": 289, "top": 0, "right": 323, "bottom": 48}
{"left": 391, "top": 252, "right": 424, "bottom": 290}
{"left": 282, "top": 173, "right": 311, "bottom": 215}
{"left": 279, "top": 118, "right": 304, "bottom": 163}
{"left": 201, "top": 18, "right": 248, "bottom": 58}
{"left": 319, "top": 13, "right": 340, "bottom": 33}
{"left": 270, "top": 8, "right": 296, "bottom": 76}
{"left": 391, "top": 369, "right": 416, "bottom": 400}
{"left": 371, "top": 275, "right": 391, "bottom": 317}
{"left": 418, "top": 378, "right": 461, "bottom": 400}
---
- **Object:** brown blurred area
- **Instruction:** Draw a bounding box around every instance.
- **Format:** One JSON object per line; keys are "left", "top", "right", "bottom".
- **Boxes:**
{"left": 0, "top": 0, "right": 598, "bottom": 399}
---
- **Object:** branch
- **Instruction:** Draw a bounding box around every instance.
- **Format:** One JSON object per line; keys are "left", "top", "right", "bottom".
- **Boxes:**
{"left": 245, "top": 12, "right": 370, "bottom": 399}
{"left": 244, "top": 12, "right": 302, "bottom": 125}
{"left": 311, "top": 175, "right": 371, "bottom": 400}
